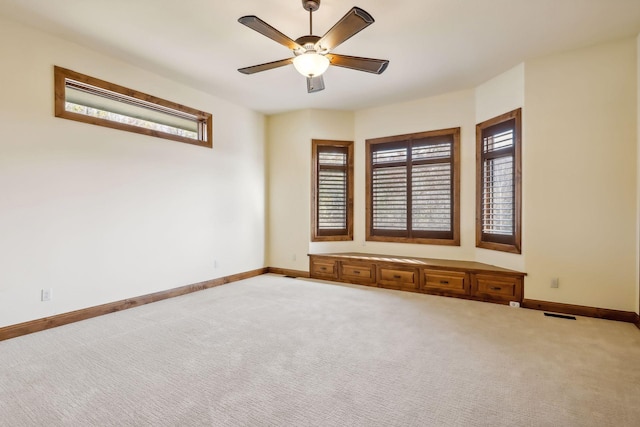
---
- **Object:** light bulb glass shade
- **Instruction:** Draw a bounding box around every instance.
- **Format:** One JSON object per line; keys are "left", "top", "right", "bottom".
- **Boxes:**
{"left": 293, "top": 52, "right": 330, "bottom": 77}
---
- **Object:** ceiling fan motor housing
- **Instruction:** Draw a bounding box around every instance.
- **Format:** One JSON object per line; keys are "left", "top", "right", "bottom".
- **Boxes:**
{"left": 302, "top": 0, "right": 320, "bottom": 12}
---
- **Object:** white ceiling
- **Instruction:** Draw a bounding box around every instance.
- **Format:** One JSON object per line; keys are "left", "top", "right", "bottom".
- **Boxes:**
{"left": 2, "top": 0, "right": 640, "bottom": 115}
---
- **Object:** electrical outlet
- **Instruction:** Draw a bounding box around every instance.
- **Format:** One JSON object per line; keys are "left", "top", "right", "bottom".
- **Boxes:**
{"left": 41, "top": 288, "right": 52, "bottom": 302}
{"left": 213, "top": 259, "right": 218, "bottom": 269}
{"left": 291, "top": 254, "right": 297, "bottom": 261}
{"left": 509, "top": 301, "right": 520, "bottom": 308}
{"left": 551, "top": 278, "right": 559, "bottom": 288}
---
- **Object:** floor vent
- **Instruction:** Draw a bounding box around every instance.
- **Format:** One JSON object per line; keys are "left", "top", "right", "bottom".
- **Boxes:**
{"left": 544, "top": 312, "right": 577, "bottom": 320}
{"left": 284, "top": 275, "right": 297, "bottom": 279}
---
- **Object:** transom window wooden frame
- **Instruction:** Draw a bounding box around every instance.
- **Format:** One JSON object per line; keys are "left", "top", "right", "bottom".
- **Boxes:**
{"left": 54, "top": 66, "right": 213, "bottom": 148}
{"left": 365, "top": 128, "right": 461, "bottom": 246}
{"left": 476, "top": 108, "right": 522, "bottom": 254}
{"left": 311, "top": 139, "right": 354, "bottom": 242}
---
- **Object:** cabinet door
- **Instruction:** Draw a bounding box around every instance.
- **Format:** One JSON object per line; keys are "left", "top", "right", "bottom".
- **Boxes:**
{"left": 378, "top": 265, "right": 419, "bottom": 291}
{"left": 310, "top": 257, "right": 338, "bottom": 280}
{"left": 422, "top": 270, "right": 468, "bottom": 296}
{"left": 471, "top": 274, "right": 522, "bottom": 303}
{"left": 340, "top": 261, "right": 376, "bottom": 286}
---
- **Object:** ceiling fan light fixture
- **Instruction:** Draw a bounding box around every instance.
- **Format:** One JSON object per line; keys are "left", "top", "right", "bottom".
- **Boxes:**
{"left": 293, "top": 52, "right": 330, "bottom": 77}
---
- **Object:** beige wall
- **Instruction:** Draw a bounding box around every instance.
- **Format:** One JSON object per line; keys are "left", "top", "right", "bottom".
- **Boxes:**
{"left": 524, "top": 38, "right": 637, "bottom": 311}
{"left": 0, "top": 17, "right": 266, "bottom": 327}
{"left": 267, "top": 39, "right": 638, "bottom": 312}
{"left": 264, "top": 69, "right": 526, "bottom": 269}
{"left": 353, "top": 90, "right": 477, "bottom": 260}
{"left": 266, "top": 109, "right": 354, "bottom": 271}
{"left": 475, "top": 63, "right": 525, "bottom": 124}
{"left": 474, "top": 64, "right": 526, "bottom": 272}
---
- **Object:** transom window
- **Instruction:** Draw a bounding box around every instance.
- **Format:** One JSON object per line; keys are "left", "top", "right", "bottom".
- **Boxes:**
{"left": 54, "top": 66, "right": 212, "bottom": 148}
{"left": 366, "top": 128, "right": 460, "bottom": 245}
{"left": 476, "top": 108, "right": 522, "bottom": 253}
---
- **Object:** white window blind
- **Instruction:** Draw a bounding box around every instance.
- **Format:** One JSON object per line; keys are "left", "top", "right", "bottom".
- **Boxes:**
{"left": 65, "top": 81, "right": 200, "bottom": 140}
{"left": 373, "top": 165, "right": 407, "bottom": 230}
{"left": 412, "top": 141, "right": 452, "bottom": 232}
{"left": 370, "top": 135, "right": 454, "bottom": 239}
{"left": 317, "top": 149, "right": 348, "bottom": 231}
{"left": 481, "top": 122, "right": 516, "bottom": 240}
{"left": 412, "top": 163, "right": 451, "bottom": 231}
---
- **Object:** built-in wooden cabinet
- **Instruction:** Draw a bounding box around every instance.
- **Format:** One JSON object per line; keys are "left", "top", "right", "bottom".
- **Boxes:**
{"left": 422, "top": 269, "right": 468, "bottom": 296}
{"left": 310, "top": 257, "right": 338, "bottom": 280}
{"left": 340, "top": 260, "right": 376, "bottom": 286}
{"left": 377, "top": 264, "right": 420, "bottom": 292}
{"left": 308, "top": 253, "right": 525, "bottom": 305}
{"left": 472, "top": 273, "right": 522, "bottom": 303}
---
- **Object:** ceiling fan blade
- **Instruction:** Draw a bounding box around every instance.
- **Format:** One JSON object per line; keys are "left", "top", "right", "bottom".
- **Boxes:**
{"left": 307, "top": 75, "right": 325, "bottom": 93}
{"left": 238, "top": 16, "right": 302, "bottom": 51}
{"left": 326, "top": 54, "right": 389, "bottom": 74}
{"left": 238, "top": 58, "right": 294, "bottom": 74}
{"left": 315, "top": 7, "right": 374, "bottom": 52}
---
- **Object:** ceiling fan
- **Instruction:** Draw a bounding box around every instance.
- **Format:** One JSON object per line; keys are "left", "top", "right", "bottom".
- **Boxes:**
{"left": 237, "top": 0, "right": 389, "bottom": 93}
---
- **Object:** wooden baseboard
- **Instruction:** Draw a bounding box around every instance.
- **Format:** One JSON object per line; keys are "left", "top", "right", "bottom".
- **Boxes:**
{"left": 4, "top": 271, "right": 634, "bottom": 341}
{"left": 522, "top": 299, "right": 638, "bottom": 324}
{"left": 0, "top": 267, "right": 268, "bottom": 342}
{"left": 267, "top": 267, "right": 310, "bottom": 278}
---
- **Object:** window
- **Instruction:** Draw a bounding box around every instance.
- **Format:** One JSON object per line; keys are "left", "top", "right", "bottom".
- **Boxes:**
{"left": 476, "top": 108, "right": 522, "bottom": 253}
{"left": 311, "top": 140, "right": 354, "bottom": 241}
{"left": 366, "top": 128, "right": 460, "bottom": 245}
{"left": 54, "top": 66, "right": 212, "bottom": 148}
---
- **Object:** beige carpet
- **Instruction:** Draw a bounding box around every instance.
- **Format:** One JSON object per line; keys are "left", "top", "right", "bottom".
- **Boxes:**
{"left": 1, "top": 274, "right": 639, "bottom": 426}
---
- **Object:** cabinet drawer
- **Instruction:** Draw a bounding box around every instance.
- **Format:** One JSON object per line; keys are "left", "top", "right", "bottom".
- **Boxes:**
{"left": 310, "top": 259, "right": 338, "bottom": 279}
{"left": 340, "top": 262, "right": 376, "bottom": 285}
{"left": 472, "top": 274, "right": 521, "bottom": 302}
{"left": 378, "top": 266, "right": 419, "bottom": 291}
{"left": 422, "top": 270, "right": 468, "bottom": 295}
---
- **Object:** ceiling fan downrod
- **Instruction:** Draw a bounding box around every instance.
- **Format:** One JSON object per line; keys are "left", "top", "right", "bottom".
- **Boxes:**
{"left": 302, "top": 0, "right": 320, "bottom": 34}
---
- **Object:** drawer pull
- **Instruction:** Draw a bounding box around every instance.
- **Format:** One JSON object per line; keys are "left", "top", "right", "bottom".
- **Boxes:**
{"left": 440, "top": 280, "right": 449, "bottom": 284}
{"left": 393, "top": 275, "right": 402, "bottom": 279}
{"left": 489, "top": 286, "right": 502, "bottom": 291}
{"left": 320, "top": 267, "right": 327, "bottom": 271}
{"left": 353, "top": 270, "right": 360, "bottom": 274}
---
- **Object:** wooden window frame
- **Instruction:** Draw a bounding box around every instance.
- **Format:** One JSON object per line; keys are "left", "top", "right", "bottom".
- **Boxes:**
{"left": 54, "top": 66, "right": 213, "bottom": 148}
{"left": 476, "top": 108, "right": 522, "bottom": 254}
{"left": 365, "top": 128, "right": 461, "bottom": 246}
{"left": 311, "top": 140, "right": 354, "bottom": 242}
